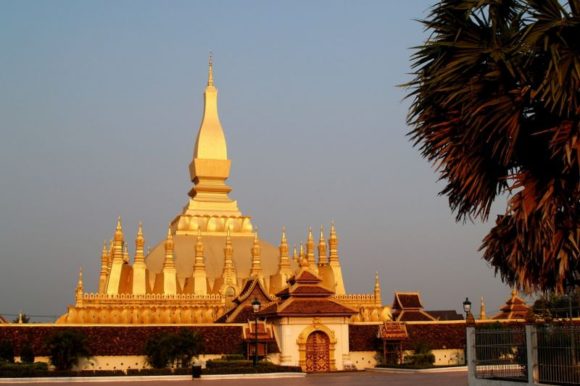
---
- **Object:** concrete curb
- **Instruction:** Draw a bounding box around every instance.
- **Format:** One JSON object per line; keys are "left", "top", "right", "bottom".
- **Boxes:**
{"left": 367, "top": 366, "right": 468, "bottom": 374}
{"left": 0, "top": 372, "right": 306, "bottom": 383}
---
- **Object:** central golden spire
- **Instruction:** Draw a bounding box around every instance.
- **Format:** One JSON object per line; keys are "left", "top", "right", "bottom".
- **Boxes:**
{"left": 172, "top": 55, "right": 252, "bottom": 235}
{"left": 192, "top": 54, "right": 227, "bottom": 161}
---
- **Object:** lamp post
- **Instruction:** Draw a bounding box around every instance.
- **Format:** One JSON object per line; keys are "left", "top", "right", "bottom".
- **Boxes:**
{"left": 463, "top": 297, "right": 472, "bottom": 366}
{"left": 251, "top": 297, "right": 261, "bottom": 367}
{"left": 463, "top": 297, "right": 472, "bottom": 317}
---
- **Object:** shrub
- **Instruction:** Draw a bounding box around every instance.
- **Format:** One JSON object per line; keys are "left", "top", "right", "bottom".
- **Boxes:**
{"left": 19, "top": 342, "right": 35, "bottom": 364}
{"left": 45, "top": 330, "right": 91, "bottom": 370}
{"left": 0, "top": 340, "right": 14, "bottom": 363}
{"left": 144, "top": 329, "right": 205, "bottom": 369}
{"left": 405, "top": 342, "right": 435, "bottom": 367}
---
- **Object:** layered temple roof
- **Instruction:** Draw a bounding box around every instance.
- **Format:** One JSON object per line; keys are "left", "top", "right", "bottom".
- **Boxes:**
{"left": 492, "top": 289, "right": 530, "bottom": 320}
{"left": 258, "top": 268, "right": 357, "bottom": 318}
{"left": 391, "top": 292, "right": 436, "bottom": 322}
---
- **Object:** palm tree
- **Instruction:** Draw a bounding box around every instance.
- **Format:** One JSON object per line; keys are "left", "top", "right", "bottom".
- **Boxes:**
{"left": 407, "top": 0, "right": 580, "bottom": 293}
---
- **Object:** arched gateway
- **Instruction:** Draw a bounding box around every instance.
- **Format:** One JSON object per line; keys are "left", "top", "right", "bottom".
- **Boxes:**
{"left": 305, "top": 331, "right": 330, "bottom": 372}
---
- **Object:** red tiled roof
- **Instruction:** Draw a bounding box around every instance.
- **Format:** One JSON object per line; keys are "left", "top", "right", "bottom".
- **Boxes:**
{"left": 377, "top": 322, "right": 409, "bottom": 340}
{"left": 259, "top": 298, "right": 356, "bottom": 317}
{"left": 291, "top": 285, "right": 334, "bottom": 296}
{"left": 294, "top": 270, "right": 321, "bottom": 283}
{"left": 394, "top": 310, "right": 436, "bottom": 322}
{"left": 395, "top": 293, "right": 423, "bottom": 309}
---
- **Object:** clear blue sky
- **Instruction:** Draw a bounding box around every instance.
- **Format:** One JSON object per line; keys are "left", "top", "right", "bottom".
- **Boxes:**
{"left": 0, "top": 0, "right": 515, "bottom": 321}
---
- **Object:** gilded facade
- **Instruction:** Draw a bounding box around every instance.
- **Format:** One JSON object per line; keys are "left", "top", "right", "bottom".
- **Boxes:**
{"left": 56, "top": 58, "right": 388, "bottom": 324}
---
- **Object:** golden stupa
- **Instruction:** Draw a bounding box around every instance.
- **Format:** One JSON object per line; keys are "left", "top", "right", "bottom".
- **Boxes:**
{"left": 57, "top": 57, "right": 388, "bottom": 324}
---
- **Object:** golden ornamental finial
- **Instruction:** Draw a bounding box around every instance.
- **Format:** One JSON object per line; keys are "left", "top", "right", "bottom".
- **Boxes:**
{"left": 511, "top": 288, "right": 517, "bottom": 297}
{"left": 77, "top": 267, "right": 84, "bottom": 285}
{"left": 375, "top": 271, "right": 380, "bottom": 287}
{"left": 166, "top": 225, "right": 173, "bottom": 240}
{"left": 116, "top": 216, "right": 122, "bottom": 230}
{"left": 281, "top": 226, "right": 287, "bottom": 242}
{"left": 208, "top": 52, "right": 214, "bottom": 86}
{"left": 137, "top": 222, "right": 143, "bottom": 236}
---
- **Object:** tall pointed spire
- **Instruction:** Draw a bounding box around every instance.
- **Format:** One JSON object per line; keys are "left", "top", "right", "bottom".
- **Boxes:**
{"left": 98, "top": 241, "right": 109, "bottom": 293}
{"left": 162, "top": 226, "right": 177, "bottom": 294}
{"left": 107, "top": 217, "right": 125, "bottom": 295}
{"left": 480, "top": 296, "right": 487, "bottom": 320}
{"left": 306, "top": 227, "right": 317, "bottom": 273}
{"left": 328, "top": 222, "right": 346, "bottom": 294}
{"left": 174, "top": 56, "right": 250, "bottom": 236}
{"left": 135, "top": 223, "right": 144, "bottom": 264}
{"left": 250, "top": 231, "right": 263, "bottom": 278}
{"left": 123, "top": 244, "right": 130, "bottom": 264}
{"left": 191, "top": 229, "right": 208, "bottom": 295}
{"left": 318, "top": 225, "right": 328, "bottom": 266}
{"left": 163, "top": 227, "right": 175, "bottom": 269}
{"left": 113, "top": 216, "right": 124, "bottom": 262}
{"left": 132, "top": 222, "right": 147, "bottom": 295}
{"left": 278, "top": 226, "right": 290, "bottom": 270}
{"left": 374, "top": 271, "right": 382, "bottom": 305}
{"left": 193, "top": 54, "right": 226, "bottom": 161}
{"left": 75, "top": 268, "right": 84, "bottom": 306}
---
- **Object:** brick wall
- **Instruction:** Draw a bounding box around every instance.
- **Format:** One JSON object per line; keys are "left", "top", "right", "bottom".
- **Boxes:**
{"left": 0, "top": 325, "right": 245, "bottom": 356}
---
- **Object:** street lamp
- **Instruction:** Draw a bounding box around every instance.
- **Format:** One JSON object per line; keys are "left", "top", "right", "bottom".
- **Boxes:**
{"left": 462, "top": 297, "right": 472, "bottom": 366}
{"left": 251, "top": 297, "right": 261, "bottom": 367}
{"left": 463, "top": 297, "right": 472, "bottom": 317}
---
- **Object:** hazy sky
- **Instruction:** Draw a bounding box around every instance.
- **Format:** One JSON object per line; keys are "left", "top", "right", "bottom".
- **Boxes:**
{"left": 0, "top": 0, "right": 518, "bottom": 321}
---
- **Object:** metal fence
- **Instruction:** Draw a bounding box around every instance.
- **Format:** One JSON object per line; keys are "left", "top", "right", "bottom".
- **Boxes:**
{"left": 474, "top": 327, "right": 527, "bottom": 382}
{"left": 537, "top": 325, "right": 580, "bottom": 385}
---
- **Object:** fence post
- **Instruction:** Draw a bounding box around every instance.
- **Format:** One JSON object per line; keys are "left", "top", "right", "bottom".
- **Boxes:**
{"left": 466, "top": 326, "right": 476, "bottom": 386}
{"left": 525, "top": 324, "right": 538, "bottom": 385}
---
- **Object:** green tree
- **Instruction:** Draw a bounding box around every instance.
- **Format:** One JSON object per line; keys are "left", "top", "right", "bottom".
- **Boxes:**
{"left": 19, "top": 341, "right": 35, "bottom": 364}
{"left": 145, "top": 330, "right": 205, "bottom": 369}
{"left": 407, "top": 0, "right": 580, "bottom": 293}
{"left": 12, "top": 314, "right": 30, "bottom": 324}
{"left": 45, "top": 330, "right": 90, "bottom": 370}
{"left": 0, "top": 340, "right": 14, "bottom": 363}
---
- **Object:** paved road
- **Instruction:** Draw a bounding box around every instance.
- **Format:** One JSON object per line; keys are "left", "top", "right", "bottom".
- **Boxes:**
{"left": 7, "top": 371, "right": 468, "bottom": 386}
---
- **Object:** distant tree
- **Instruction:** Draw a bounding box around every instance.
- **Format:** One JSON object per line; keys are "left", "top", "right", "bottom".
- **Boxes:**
{"left": 19, "top": 341, "right": 35, "bottom": 364}
{"left": 406, "top": 0, "right": 580, "bottom": 293}
{"left": 12, "top": 314, "right": 30, "bottom": 324}
{"left": 45, "top": 330, "right": 90, "bottom": 370}
{"left": 0, "top": 340, "right": 14, "bottom": 363}
{"left": 171, "top": 329, "right": 204, "bottom": 368}
{"left": 145, "top": 329, "right": 205, "bottom": 369}
{"left": 533, "top": 289, "right": 580, "bottom": 318}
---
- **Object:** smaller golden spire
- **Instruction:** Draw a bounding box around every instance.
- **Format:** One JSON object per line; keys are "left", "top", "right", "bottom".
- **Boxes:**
{"left": 278, "top": 226, "right": 290, "bottom": 269}
{"left": 318, "top": 225, "right": 328, "bottom": 265}
{"left": 112, "top": 217, "right": 124, "bottom": 263}
{"left": 329, "top": 222, "right": 339, "bottom": 263}
{"left": 100, "top": 241, "right": 108, "bottom": 273}
{"left": 75, "top": 267, "right": 84, "bottom": 305}
{"left": 292, "top": 245, "right": 298, "bottom": 265}
{"left": 511, "top": 288, "right": 518, "bottom": 298}
{"left": 250, "top": 230, "right": 262, "bottom": 277}
{"left": 374, "top": 271, "right": 382, "bottom": 305}
{"left": 114, "top": 216, "right": 123, "bottom": 241}
{"left": 480, "top": 296, "right": 487, "bottom": 320}
{"left": 123, "top": 244, "right": 129, "bottom": 264}
{"left": 163, "top": 226, "right": 175, "bottom": 269}
{"left": 223, "top": 227, "right": 234, "bottom": 269}
{"left": 135, "top": 222, "right": 145, "bottom": 264}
